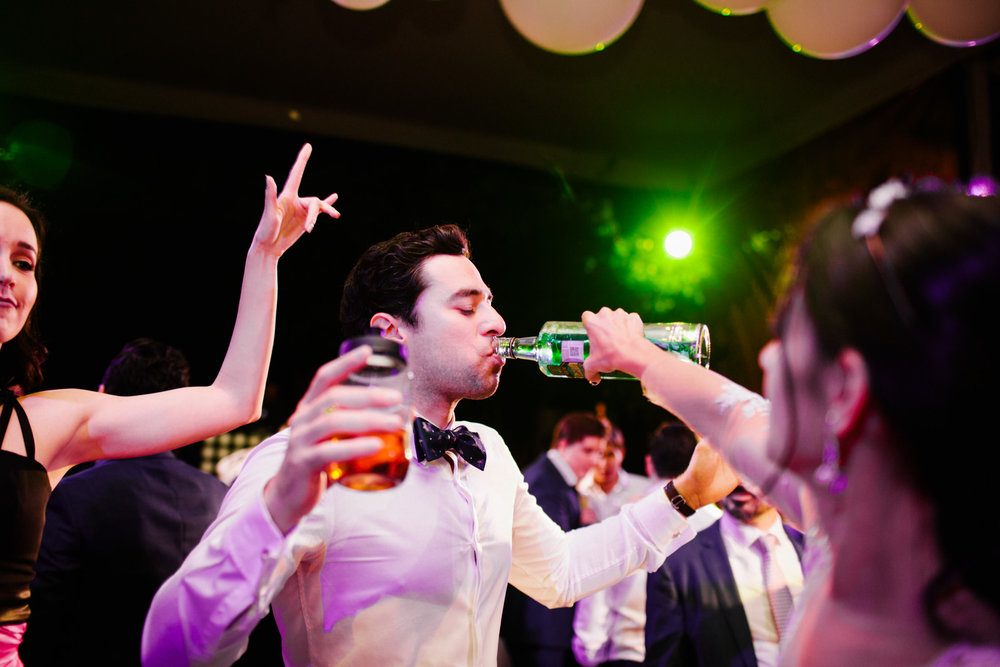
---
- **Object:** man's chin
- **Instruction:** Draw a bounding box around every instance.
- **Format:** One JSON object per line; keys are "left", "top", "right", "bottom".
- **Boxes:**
{"left": 463, "top": 374, "right": 501, "bottom": 401}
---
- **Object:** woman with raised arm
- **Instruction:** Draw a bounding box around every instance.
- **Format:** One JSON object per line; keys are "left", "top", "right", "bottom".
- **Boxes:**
{"left": 0, "top": 144, "right": 337, "bottom": 665}
{"left": 582, "top": 181, "right": 1000, "bottom": 665}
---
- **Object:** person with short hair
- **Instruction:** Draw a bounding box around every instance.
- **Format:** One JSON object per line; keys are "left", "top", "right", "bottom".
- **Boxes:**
{"left": 501, "top": 411, "right": 608, "bottom": 667}
{"left": 572, "top": 424, "right": 652, "bottom": 667}
{"left": 572, "top": 420, "right": 721, "bottom": 667}
{"left": 645, "top": 485, "right": 805, "bottom": 667}
{"left": 645, "top": 421, "right": 722, "bottom": 532}
{"left": 142, "top": 224, "right": 739, "bottom": 667}
{"left": 20, "top": 339, "right": 230, "bottom": 666}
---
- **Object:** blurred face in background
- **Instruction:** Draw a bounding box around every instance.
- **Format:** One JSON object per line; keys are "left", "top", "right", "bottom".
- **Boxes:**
{"left": 718, "top": 485, "right": 779, "bottom": 529}
{"left": 558, "top": 435, "right": 606, "bottom": 480}
{"left": 593, "top": 442, "right": 623, "bottom": 489}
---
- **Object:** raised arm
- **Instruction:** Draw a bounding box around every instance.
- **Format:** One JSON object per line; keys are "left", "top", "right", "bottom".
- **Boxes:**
{"left": 581, "top": 307, "right": 807, "bottom": 527}
{"left": 29, "top": 144, "right": 338, "bottom": 474}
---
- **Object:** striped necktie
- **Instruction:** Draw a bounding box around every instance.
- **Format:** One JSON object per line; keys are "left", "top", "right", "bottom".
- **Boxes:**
{"left": 756, "top": 533, "right": 794, "bottom": 639}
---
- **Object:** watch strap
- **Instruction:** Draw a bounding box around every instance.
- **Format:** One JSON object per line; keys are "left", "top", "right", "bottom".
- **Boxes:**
{"left": 664, "top": 480, "right": 695, "bottom": 518}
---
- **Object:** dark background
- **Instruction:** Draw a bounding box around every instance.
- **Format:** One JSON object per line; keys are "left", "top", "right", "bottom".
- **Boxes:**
{"left": 1, "top": 2, "right": 997, "bottom": 471}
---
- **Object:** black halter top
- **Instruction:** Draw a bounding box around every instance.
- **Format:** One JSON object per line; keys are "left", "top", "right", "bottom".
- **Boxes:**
{"left": 0, "top": 389, "right": 49, "bottom": 625}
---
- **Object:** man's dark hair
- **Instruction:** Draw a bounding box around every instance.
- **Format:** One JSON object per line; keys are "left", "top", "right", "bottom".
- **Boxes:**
{"left": 340, "top": 225, "right": 470, "bottom": 338}
{"left": 100, "top": 338, "right": 190, "bottom": 396}
{"left": 647, "top": 421, "right": 697, "bottom": 479}
{"left": 550, "top": 412, "right": 607, "bottom": 449}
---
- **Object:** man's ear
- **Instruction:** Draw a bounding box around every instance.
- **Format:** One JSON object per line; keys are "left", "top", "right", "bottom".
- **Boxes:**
{"left": 825, "top": 347, "right": 870, "bottom": 440}
{"left": 370, "top": 313, "right": 406, "bottom": 343}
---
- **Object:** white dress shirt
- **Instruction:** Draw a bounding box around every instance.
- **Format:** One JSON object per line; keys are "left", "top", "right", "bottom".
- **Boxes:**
{"left": 572, "top": 470, "right": 653, "bottom": 665}
{"left": 718, "top": 512, "right": 805, "bottom": 667}
{"left": 577, "top": 468, "right": 650, "bottom": 524}
{"left": 546, "top": 448, "right": 580, "bottom": 486}
{"left": 142, "top": 420, "right": 695, "bottom": 667}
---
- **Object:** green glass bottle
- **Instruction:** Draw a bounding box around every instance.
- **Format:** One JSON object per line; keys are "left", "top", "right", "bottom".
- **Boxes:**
{"left": 494, "top": 321, "right": 710, "bottom": 380}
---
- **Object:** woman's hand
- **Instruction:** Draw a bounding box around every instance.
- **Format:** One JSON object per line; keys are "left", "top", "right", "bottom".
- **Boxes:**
{"left": 252, "top": 143, "right": 339, "bottom": 259}
{"left": 582, "top": 307, "right": 660, "bottom": 384}
{"left": 263, "top": 346, "right": 404, "bottom": 534}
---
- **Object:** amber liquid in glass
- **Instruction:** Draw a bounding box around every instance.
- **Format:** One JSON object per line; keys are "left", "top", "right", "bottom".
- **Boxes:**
{"left": 327, "top": 430, "right": 410, "bottom": 491}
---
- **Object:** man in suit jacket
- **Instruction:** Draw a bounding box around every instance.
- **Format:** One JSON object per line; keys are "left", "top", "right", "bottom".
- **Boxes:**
{"left": 645, "top": 485, "right": 805, "bottom": 667}
{"left": 500, "top": 411, "right": 607, "bottom": 667}
{"left": 20, "top": 340, "right": 236, "bottom": 665}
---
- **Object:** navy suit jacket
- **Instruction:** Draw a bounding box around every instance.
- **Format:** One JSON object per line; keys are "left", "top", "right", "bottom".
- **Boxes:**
{"left": 645, "top": 519, "right": 805, "bottom": 667}
{"left": 500, "top": 452, "right": 581, "bottom": 650}
{"left": 21, "top": 452, "right": 229, "bottom": 666}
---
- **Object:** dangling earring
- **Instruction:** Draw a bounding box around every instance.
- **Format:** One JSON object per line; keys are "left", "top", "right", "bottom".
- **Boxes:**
{"left": 815, "top": 412, "right": 848, "bottom": 495}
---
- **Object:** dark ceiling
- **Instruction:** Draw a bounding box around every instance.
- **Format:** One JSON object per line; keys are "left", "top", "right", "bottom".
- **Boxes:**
{"left": 1, "top": 0, "right": 993, "bottom": 191}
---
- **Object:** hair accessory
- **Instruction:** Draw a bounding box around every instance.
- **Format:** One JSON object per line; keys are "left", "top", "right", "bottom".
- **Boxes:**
{"left": 851, "top": 179, "right": 917, "bottom": 326}
{"left": 851, "top": 179, "right": 908, "bottom": 239}
{"left": 814, "top": 412, "right": 848, "bottom": 495}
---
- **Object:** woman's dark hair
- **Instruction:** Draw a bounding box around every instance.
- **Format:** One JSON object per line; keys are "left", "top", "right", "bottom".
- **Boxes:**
{"left": 790, "top": 183, "right": 1000, "bottom": 640}
{"left": 340, "top": 224, "right": 470, "bottom": 338}
{"left": 0, "top": 186, "right": 47, "bottom": 393}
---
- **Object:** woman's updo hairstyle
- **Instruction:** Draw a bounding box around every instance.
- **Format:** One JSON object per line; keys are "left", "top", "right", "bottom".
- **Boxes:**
{"left": 794, "top": 178, "right": 1000, "bottom": 640}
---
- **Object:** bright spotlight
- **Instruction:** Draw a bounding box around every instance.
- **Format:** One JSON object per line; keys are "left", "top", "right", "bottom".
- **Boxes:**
{"left": 663, "top": 230, "right": 693, "bottom": 259}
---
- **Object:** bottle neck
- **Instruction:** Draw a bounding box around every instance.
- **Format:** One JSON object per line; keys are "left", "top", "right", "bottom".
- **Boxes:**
{"left": 493, "top": 336, "right": 538, "bottom": 362}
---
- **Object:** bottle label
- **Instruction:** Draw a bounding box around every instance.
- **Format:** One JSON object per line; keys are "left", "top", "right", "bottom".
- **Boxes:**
{"left": 561, "top": 340, "right": 586, "bottom": 363}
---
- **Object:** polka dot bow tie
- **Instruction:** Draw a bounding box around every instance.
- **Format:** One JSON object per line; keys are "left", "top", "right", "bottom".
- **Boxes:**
{"left": 413, "top": 417, "right": 487, "bottom": 470}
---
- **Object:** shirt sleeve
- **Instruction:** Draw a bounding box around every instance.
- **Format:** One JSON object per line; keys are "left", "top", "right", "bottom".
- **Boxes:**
{"left": 141, "top": 431, "right": 325, "bottom": 667}
{"left": 508, "top": 482, "right": 694, "bottom": 610}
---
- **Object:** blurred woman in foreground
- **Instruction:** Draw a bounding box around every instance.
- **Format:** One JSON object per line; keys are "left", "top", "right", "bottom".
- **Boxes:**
{"left": 583, "top": 180, "right": 1000, "bottom": 665}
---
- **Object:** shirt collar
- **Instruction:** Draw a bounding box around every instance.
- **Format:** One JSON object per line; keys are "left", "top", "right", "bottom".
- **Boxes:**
{"left": 414, "top": 413, "right": 454, "bottom": 431}
{"left": 719, "top": 510, "right": 782, "bottom": 550}
{"left": 546, "top": 449, "right": 579, "bottom": 486}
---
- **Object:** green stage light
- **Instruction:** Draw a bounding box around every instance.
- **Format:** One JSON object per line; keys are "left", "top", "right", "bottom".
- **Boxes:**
{"left": 591, "top": 196, "right": 721, "bottom": 312}
{"left": 2, "top": 120, "right": 74, "bottom": 189}
{"left": 663, "top": 229, "right": 693, "bottom": 259}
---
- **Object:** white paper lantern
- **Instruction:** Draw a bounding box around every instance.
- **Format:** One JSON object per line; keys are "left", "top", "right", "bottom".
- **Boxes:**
{"left": 766, "top": 0, "right": 907, "bottom": 58}
{"left": 908, "top": 0, "right": 1000, "bottom": 47}
{"left": 695, "top": 0, "right": 771, "bottom": 17}
{"left": 499, "top": 0, "right": 645, "bottom": 55}
{"left": 331, "top": 0, "right": 392, "bottom": 10}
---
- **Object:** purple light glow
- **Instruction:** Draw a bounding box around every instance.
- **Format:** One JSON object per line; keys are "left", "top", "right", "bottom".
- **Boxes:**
{"left": 967, "top": 175, "right": 998, "bottom": 198}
